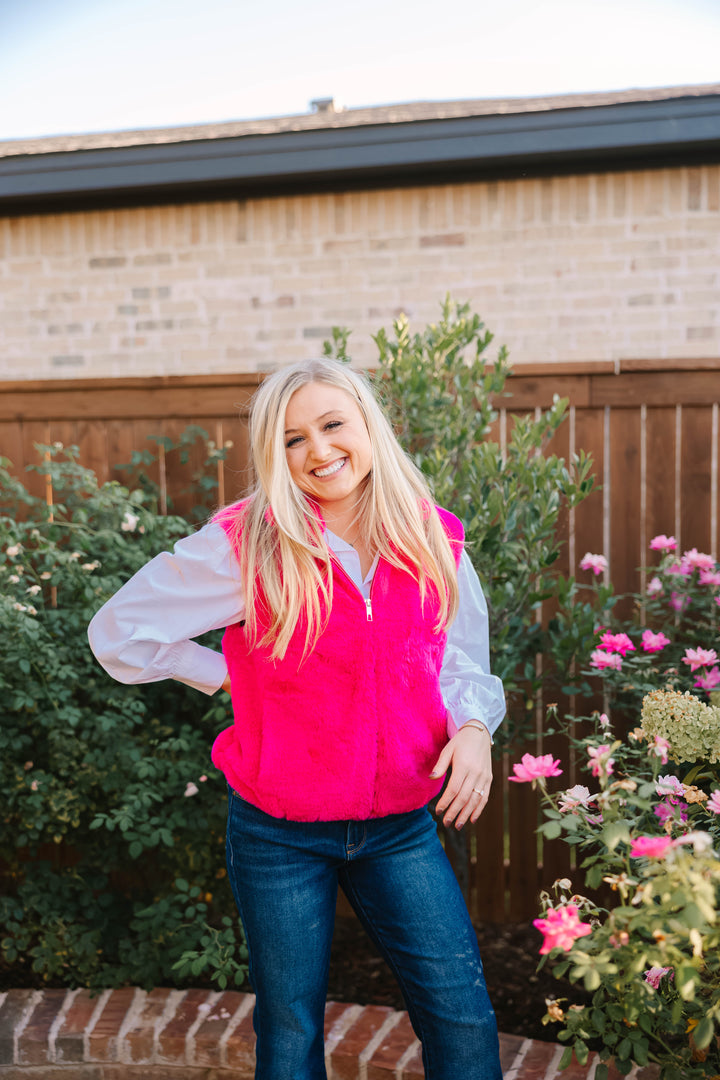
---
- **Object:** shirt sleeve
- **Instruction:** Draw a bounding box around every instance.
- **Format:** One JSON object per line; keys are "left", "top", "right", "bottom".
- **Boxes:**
{"left": 440, "top": 550, "right": 506, "bottom": 738}
{"left": 87, "top": 521, "right": 244, "bottom": 695}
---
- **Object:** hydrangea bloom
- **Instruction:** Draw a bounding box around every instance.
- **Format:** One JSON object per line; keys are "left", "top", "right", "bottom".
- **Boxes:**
{"left": 533, "top": 904, "right": 592, "bottom": 954}
{"left": 641, "top": 630, "right": 670, "bottom": 653}
{"left": 683, "top": 647, "right": 718, "bottom": 672}
{"left": 510, "top": 753, "right": 563, "bottom": 783}
{"left": 641, "top": 689, "right": 720, "bottom": 765}
{"left": 598, "top": 632, "right": 635, "bottom": 656}
{"left": 649, "top": 535, "right": 676, "bottom": 551}
{"left": 590, "top": 650, "right": 622, "bottom": 671}
{"left": 629, "top": 835, "right": 674, "bottom": 858}
{"left": 579, "top": 552, "right": 608, "bottom": 576}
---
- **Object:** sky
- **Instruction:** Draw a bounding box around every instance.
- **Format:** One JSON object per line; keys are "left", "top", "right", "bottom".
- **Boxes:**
{"left": 0, "top": 0, "right": 719, "bottom": 141}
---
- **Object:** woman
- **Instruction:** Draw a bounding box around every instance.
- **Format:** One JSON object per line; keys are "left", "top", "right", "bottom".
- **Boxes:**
{"left": 89, "top": 357, "right": 506, "bottom": 1079}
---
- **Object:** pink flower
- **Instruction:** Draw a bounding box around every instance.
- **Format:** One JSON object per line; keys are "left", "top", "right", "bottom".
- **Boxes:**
{"left": 646, "top": 576, "right": 664, "bottom": 597}
{"left": 590, "top": 649, "right": 623, "bottom": 671}
{"left": 644, "top": 966, "right": 673, "bottom": 989}
{"left": 650, "top": 535, "right": 677, "bottom": 552}
{"left": 695, "top": 666, "right": 720, "bottom": 691}
{"left": 558, "top": 784, "right": 593, "bottom": 812}
{"left": 641, "top": 629, "right": 671, "bottom": 653}
{"left": 680, "top": 548, "right": 716, "bottom": 574}
{"left": 683, "top": 647, "right": 718, "bottom": 672}
{"left": 184, "top": 782, "right": 199, "bottom": 797}
{"left": 629, "top": 835, "right": 674, "bottom": 858}
{"left": 598, "top": 632, "right": 635, "bottom": 656}
{"left": 670, "top": 591, "right": 689, "bottom": 613}
{"left": 707, "top": 790, "right": 720, "bottom": 814}
{"left": 655, "top": 774, "right": 684, "bottom": 796}
{"left": 580, "top": 552, "right": 608, "bottom": 576}
{"left": 533, "top": 904, "right": 593, "bottom": 954}
{"left": 649, "top": 735, "right": 670, "bottom": 764}
{"left": 588, "top": 744, "right": 615, "bottom": 779}
{"left": 666, "top": 563, "right": 685, "bottom": 577}
{"left": 510, "top": 753, "right": 563, "bottom": 783}
{"left": 599, "top": 713, "right": 610, "bottom": 728}
{"left": 699, "top": 568, "right": 720, "bottom": 587}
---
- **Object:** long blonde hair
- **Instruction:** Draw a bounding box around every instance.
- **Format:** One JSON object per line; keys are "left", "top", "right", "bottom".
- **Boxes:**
{"left": 222, "top": 357, "right": 460, "bottom": 660}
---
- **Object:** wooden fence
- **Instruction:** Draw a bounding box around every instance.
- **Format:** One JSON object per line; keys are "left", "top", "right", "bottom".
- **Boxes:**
{"left": 2, "top": 358, "right": 720, "bottom": 922}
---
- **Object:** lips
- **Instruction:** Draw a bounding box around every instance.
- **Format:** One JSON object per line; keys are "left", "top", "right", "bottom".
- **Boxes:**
{"left": 312, "top": 457, "right": 347, "bottom": 478}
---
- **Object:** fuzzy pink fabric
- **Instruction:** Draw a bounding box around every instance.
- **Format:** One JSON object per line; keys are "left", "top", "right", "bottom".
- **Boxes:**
{"left": 211, "top": 501, "right": 464, "bottom": 821}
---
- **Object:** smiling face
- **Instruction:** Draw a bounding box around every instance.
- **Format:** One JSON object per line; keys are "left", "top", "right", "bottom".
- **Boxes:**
{"left": 284, "top": 381, "right": 372, "bottom": 516}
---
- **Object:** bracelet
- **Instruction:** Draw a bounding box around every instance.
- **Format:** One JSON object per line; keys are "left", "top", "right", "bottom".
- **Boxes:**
{"left": 460, "top": 720, "right": 494, "bottom": 745}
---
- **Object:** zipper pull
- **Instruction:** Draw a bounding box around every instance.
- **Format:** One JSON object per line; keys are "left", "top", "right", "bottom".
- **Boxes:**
{"left": 365, "top": 598, "right": 373, "bottom": 621}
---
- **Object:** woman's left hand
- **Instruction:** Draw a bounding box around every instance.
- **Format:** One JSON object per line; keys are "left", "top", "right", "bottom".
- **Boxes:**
{"left": 431, "top": 724, "right": 493, "bottom": 829}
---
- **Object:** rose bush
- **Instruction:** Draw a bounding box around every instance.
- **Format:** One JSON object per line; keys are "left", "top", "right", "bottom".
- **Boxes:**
{"left": 0, "top": 444, "right": 247, "bottom": 991}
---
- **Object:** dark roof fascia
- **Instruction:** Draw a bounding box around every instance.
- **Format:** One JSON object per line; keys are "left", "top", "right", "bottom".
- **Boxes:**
{"left": 2, "top": 92, "right": 720, "bottom": 212}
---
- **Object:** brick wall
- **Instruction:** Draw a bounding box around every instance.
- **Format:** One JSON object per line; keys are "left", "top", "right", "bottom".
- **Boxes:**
{"left": 1, "top": 165, "right": 718, "bottom": 380}
{"left": 0, "top": 987, "right": 660, "bottom": 1079}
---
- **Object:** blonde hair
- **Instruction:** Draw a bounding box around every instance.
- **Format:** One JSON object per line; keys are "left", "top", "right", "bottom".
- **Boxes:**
{"left": 223, "top": 357, "right": 460, "bottom": 660}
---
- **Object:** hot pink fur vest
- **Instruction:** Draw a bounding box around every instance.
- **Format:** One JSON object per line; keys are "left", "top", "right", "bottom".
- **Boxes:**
{"left": 211, "top": 501, "right": 464, "bottom": 821}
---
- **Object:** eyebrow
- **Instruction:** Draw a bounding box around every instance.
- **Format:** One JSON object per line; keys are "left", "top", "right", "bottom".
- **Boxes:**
{"left": 284, "top": 409, "right": 343, "bottom": 435}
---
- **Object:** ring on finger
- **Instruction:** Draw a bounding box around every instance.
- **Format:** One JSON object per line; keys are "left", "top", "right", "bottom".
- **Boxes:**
{"left": 472, "top": 787, "right": 486, "bottom": 796}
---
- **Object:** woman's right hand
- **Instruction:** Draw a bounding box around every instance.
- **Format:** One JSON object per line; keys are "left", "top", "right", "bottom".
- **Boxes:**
{"left": 221, "top": 674, "right": 232, "bottom": 694}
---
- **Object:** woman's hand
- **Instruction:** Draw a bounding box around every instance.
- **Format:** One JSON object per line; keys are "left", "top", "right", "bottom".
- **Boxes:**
{"left": 431, "top": 724, "right": 493, "bottom": 829}
{"left": 221, "top": 673, "right": 232, "bottom": 694}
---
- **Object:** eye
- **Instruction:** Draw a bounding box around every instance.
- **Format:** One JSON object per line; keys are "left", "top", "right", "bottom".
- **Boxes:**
{"left": 285, "top": 435, "right": 304, "bottom": 448}
{"left": 324, "top": 420, "right": 342, "bottom": 431}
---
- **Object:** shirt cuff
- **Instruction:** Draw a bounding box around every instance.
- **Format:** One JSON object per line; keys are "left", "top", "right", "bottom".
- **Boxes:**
{"left": 170, "top": 641, "right": 227, "bottom": 695}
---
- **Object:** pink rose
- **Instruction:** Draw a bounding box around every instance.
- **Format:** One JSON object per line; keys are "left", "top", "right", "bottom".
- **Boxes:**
{"left": 649, "top": 535, "right": 677, "bottom": 552}
{"left": 598, "top": 632, "right": 635, "bottom": 656}
{"left": 590, "top": 649, "right": 622, "bottom": 671}
{"left": 641, "top": 630, "right": 671, "bottom": 653}
{"left": 533, "top": 904, "right": 593, "bottom": 954}
{"left": 644, "top": 966, "right": 673, "bottom": 989}
{"left": 588, "top": 744, "right": 615, "bottom": 779}
{"left": 646, "top": 576, "right": 664, "bottom": 597}
{"left": 649, "top": 735, "right": 670, "bottom": 764}
{"left": 699, "top": 569, "right": 720, "bottom": 587}
{"left": 670, "top": 591, "right": 690, "bottom": 613}
{"left": 707, "top": 790, "right": 720, "bottom": 814}
{"left": 579, "top": 552, "right": 608, "bottom": 576}
{"left": 680, "top": 548, "right": 716, "bottom": 574}
{"left": 629, "top": 835, "right": 674, "bottom": 858}
{"left": 683, "top": 647, "right": 718, "bottom": 672}
{"left": 510, "top": 753, "right": 563, "bottom": 783}
{"left": 695, "top": 666, "right": 720, "bottom": 691}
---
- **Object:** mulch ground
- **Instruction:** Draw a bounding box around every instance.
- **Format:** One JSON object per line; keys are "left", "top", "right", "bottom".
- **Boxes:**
{"left": 327, "top": 916, "right": 592, "bottom": 1043}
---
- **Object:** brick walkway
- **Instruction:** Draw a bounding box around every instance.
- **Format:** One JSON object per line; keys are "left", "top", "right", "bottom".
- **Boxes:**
{"left": 0, "top": 988, "right": 660, "bottom": 1078}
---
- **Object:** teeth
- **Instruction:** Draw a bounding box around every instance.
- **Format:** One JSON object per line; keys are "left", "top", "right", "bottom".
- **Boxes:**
{"left": 314, "top": 458, "right": 345, "bottom": 478}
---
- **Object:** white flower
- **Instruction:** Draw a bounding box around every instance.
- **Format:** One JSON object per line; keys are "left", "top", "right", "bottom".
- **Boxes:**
{"left": 26, "top": 605, "right": 37, "bottom": 615}
{"left": 12, "top": 602, "right": 27, "bottom": 612}
{"left": 655, "top": 774, "right": 684, "bottom": 797}
{"left": 558, "top": 784, "right": 593, "bottom": 812}
{"left": 121, "top": 511, "right": 139, "bottom": 532}
{"left": 31, "top": 780, "right": 39, "bottom": 791}
{"left": 6, "top": 544, "right": 21, "bottom": 558}
{"left": 68, "top": 552, "right": 81, "bottom": 561}
{"left": 40, "top": 572, "right": 52, "bottom": 580}
{"left": 26, "top": 585, "right": 41, "bottom": 595}
{"left": 81, "top": 561, "right": 100, "bottom": 572}
{"left": 675, "top": 830, "right": 714, "bottom": 855}
{"left": 184, "top": 782, "right": 199, "bottom": 797}
{"left": 8, "top": 574, "right": 20, "bottom": 584}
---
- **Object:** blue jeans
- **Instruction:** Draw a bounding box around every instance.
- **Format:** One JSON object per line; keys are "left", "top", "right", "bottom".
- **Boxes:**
{"left": 226, "top": 790, "right": 502, "bottom": 1080}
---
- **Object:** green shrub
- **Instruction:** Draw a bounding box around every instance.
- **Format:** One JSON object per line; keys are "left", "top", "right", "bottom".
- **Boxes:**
{"left": 0, "top": 445, "right": 246, "bottom": 990}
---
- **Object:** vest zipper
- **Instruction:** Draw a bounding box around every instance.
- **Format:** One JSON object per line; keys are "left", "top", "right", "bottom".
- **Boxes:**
{"left": 365, "top": 597, "right": 373, "bottom": 621}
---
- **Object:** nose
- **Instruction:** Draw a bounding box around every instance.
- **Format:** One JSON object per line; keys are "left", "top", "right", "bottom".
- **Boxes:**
{"left": 307, "top": 432, "right": 331, "bottom": 461}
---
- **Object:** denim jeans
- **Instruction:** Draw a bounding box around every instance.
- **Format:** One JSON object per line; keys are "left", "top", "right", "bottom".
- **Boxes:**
{"left": 225, "top": 789, "right": 502, "bottom": 1080}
